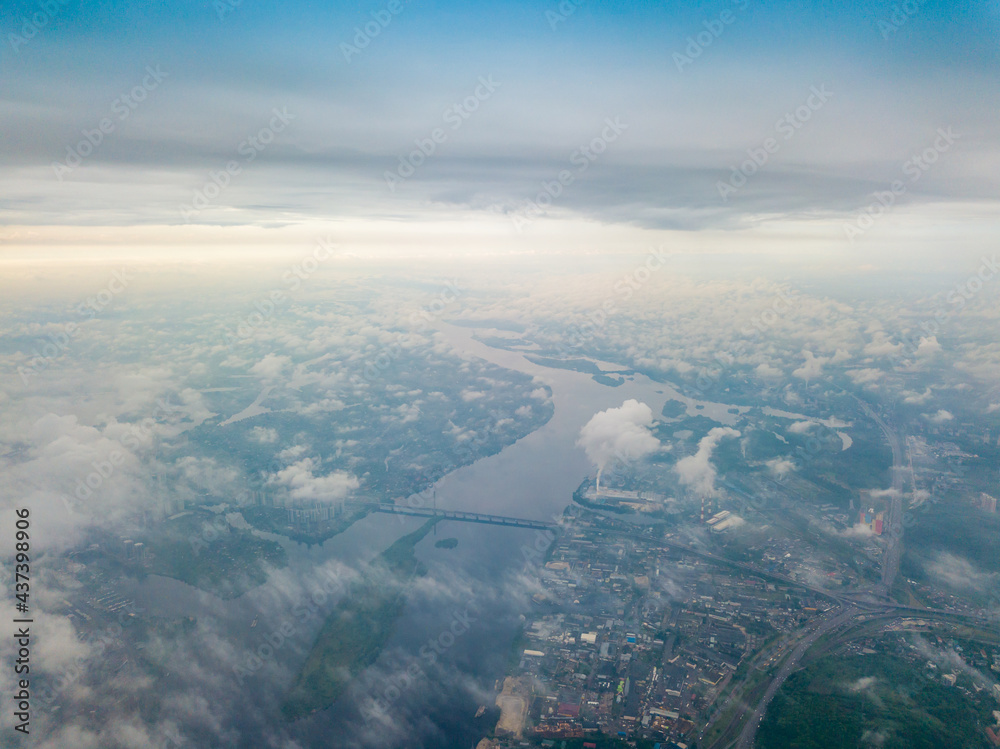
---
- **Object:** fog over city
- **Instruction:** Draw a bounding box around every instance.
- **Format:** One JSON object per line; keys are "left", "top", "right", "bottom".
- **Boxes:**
{"left": 1, "top": 1, "right": 999, "bottom": 748}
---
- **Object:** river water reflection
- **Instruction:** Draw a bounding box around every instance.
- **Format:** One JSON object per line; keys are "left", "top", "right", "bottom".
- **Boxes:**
{"left": 128, "top": 323, "right": 827, "bottom": 748}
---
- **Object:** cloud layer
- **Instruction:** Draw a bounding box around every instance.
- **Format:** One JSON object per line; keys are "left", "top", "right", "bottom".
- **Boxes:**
{"left": 577, "top": 399, "right": 661, "bottom": 485}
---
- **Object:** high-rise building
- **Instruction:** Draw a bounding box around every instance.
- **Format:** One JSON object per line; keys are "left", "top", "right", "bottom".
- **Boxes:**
{"left": 287, "top": 501, "right": 344, "bottom": 531}
{"left": 857, "top": 509, "right": 884, "bottom": 535}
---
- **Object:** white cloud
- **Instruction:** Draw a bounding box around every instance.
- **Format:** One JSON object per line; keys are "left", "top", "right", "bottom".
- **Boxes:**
{"left": 249, "top": 426, "right": 278, "bottom": 443}
{"left": 864, "top": 332, "right": 903, "bottom": 358}
{"left": 788, "top": 420, "right": 817, "bottom": 434}
{"left": 754, "top": 363, "right": 783, "bottom": 381}
{"left": 903, "top": 387, "right": 933, "bottom": 404}
{"left": 841, "top": 523, "right": 874, "bottom": 538}
{"left": 250, "top": 354, "right": 291, "bottom": 382}
{"left": 299, "top": 397, "right": 346, "bottom": 415}
{"left": 915, "top": 335, "right": 942, "bottom": 358}
{"left": 177, "top": 456, "right": 241, "bottom": 496}
{"left": 277, "top": 444, "right": 308, "bottom": 461}
{"left": 765, "top": 457, "right": 795, "bottom": 478}
{"left": 926, "top": 552, "right": 997, "bottom": 592}
{"left": 577, "top": 399, "right": 661, "bottom": 484}
{"left": 847, "top": 368, "right": 883, "bottom": 385}
{"left": 395, "top": 403, "right": 420, "bottom": 423}
{"left": 267, "top": 457, "right": 359, "bottom": 503}
{"left": 674, "top": 427, "right": 740, "bottom": 497}
{"left": 847, "top": 676, "right": 878, "bottom": 693}
{"left": 792, "top": 350, "right": 829, "bottom": 381}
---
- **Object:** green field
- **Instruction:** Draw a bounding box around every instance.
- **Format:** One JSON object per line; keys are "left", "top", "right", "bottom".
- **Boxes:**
{"left": 901, "top": 500, "right": 1000, "bottom": 603}
{"left": 145, "top": 513, "right": 287, "bottom": 599}
{"left": 281, "top": 519, "right": 439, "bottom": 720}
{"left": 758, "top": 652, "right": 993, "bottom": 749}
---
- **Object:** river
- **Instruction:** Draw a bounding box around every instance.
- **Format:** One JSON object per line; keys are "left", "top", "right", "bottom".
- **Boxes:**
{"left": 125, "top": 322, "right": 844, "bottom": 748}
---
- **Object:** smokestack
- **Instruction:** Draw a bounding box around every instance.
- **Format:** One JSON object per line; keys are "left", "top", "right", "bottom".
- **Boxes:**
{"left": 577, "top": 399, "right": 661, "bottom": 497}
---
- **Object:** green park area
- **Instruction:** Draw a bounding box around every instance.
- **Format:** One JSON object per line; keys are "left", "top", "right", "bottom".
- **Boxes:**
{"left": 145, "top": 511, "right": 286, "bottom": 599}
{"left": 281, "top": 518, "right": 439, "bottom": 720}
{"left": 758, "top": 652, "right": 994, "bottom": 749}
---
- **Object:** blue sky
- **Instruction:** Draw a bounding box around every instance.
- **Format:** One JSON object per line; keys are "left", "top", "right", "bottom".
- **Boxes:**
{"left": 1, "top": 0, "right": 998, "bottom": 261}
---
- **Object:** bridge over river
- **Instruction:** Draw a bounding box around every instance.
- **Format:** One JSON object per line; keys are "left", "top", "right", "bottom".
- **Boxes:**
{"left": 355, "top": 502, "right": 557, "bottom": 531}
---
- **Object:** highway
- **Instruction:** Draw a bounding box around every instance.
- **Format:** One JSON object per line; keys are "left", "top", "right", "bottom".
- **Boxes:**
{"left": 699, "top": 632, "right": 798, "bottom": 749}
{"left": 733, "top": 606, "right": 859, "bottom": 748}
{"left": 721, "top": 399, "right": 910, "bottom": 748}
{"left": 702, "top": 602, "right": 993, "bottom": 749}
{"left": 850, "top": 396, "right": 906, "bottom": 598}
{"left": 602, "top": 523, "right": 887, "bottom": 611}
{"left": 693, "top": 394, "right": 999, "bottom": 748}
{"left": 368, "top": 398, "right": 955, "bottom": 749}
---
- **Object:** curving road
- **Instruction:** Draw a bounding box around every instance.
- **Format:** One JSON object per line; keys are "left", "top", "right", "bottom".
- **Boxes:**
{"left": 728, "top": 397, "right": 910, "bottom": 748}
{"left": 734, "top": 606, "right": 859, "bottom": 749}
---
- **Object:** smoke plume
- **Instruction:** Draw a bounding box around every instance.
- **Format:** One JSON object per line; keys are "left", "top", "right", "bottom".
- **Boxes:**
{"left": 576, "top": 400, "right": 660, "bottom": 491}
{"left": 674, "top": 427, "right": 740, "bottom": 497}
